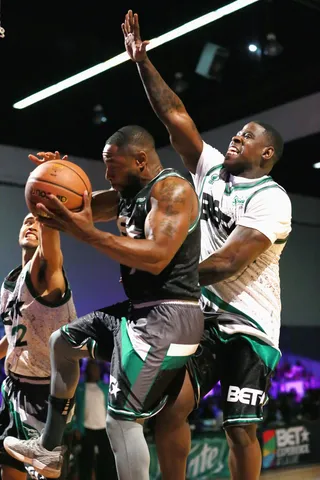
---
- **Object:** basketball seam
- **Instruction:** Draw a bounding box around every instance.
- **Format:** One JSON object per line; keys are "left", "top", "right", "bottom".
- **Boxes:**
{"left": 27, "top": 177, "right": 83, "bottom": 197}
{"left": 50, "top": 161, "right": 91, "bottom": 192}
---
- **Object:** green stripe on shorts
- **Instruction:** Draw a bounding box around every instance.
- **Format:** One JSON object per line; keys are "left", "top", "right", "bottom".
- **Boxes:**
{"left": 121, "top": 317, "right": 145, "bottom": 387}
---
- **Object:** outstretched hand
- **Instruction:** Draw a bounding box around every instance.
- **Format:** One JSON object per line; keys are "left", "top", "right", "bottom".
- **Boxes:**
{"left": 29, "top": 151, "right": 68, "bottom": 166}
{"left": 36, "top": 191, "right": 96, "bottom": 242}
{"left": 122, "top": 10, "right": 149, "bottom": 63}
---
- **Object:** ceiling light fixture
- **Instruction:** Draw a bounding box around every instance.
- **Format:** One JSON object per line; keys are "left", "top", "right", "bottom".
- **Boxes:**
{"left": 13, "top": 0, "right": 260, "bottom": 110}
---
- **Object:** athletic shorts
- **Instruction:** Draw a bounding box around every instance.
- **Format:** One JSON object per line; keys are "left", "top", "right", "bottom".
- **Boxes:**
{"left": 187, "top": 320, "right": 275, "bottom": 428}
{"left": 61, "top": 300, "right": 204, "bottom": 421}
{"left": 0, "top": 373, "right": 50, "bottom": 472}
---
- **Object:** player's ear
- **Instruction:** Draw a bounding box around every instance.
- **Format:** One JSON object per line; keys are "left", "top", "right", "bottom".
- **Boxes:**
{"left": 136, "top": 150, "right": 147, "bottom": 171}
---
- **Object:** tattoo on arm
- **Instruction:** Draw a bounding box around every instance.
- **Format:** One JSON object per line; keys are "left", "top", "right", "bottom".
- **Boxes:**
{"left": 159, "top": 218, "right": 178, "bottom": 238}
{"left": 138, "top": 60, "right": 185, "bottom": 117}
{"left": 156, "top": 179, "right": 188, "bottom": 238}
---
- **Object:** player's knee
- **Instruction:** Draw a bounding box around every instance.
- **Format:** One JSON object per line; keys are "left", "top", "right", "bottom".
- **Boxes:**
{"left": 156, "top": 391, "right": 193, "bottom": 431}
{"left": 49, "top": 329, "right": 70, "bottom": 358}
{"left": 225, "top": 424, "right": 257, "bottom": 448}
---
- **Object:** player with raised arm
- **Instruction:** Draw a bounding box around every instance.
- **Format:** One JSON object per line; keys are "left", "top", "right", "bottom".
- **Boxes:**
{"left": 122, "top": 11, "right": 292, "bottom": 480}
{"left": 0, "top": 153, "right": 77, "bottom": 480}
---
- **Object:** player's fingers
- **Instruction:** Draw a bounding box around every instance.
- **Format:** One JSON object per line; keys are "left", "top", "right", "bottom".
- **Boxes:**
{"left": 121, "top": 23, "right": 127, "bottom": 37}
{"left": 140, "top": 40, "right": 150, "bottom": 53}
{"left": 44, "top": 194, "right": 71, "bottom": 218}
{"left": 28, "top": 154, "right": 43, "bottom": 165}
{"left": 62, "top": 155, "right": 68, "bottom": 161}
{"left": 35, "top": 203, "right": 56, "bottom": 219}
{"left": 133, "top": 13, "right": 140, "bottom": 37}
{"left": 54, "top": 151, "right": 61, "bottom": 159}
{"left": 83, "top": 190, "right": 92, "bottom": 210}
{"left": 128, "top": 10, "right": 134, "bottom": 29}
{"left": 125, "top": 13, "right": 131, "bottom": 34}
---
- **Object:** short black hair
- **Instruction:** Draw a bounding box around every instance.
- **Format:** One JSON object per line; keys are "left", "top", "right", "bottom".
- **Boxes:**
{"left": 254, "top": 121, "right": 284, "bottom": 163}
{"left": 106, "top": 125, "right": 155, "bottom": 151}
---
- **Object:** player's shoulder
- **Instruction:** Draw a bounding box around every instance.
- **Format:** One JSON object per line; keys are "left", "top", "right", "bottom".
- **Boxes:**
{"left": 152, "top": 170, "right": 194, "bottom": 195}
{"left": 202, "top": 141, "right": 224, "bottom": 159}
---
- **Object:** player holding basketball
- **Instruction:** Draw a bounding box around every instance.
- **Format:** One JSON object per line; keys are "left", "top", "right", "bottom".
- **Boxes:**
{"left": 121, "top": 10, "right": 292, "bottom": 480}
{"left": 0, "top": 154, "right": 77, "bottom": 480}
{"left": 4, "top": 125, "right": 204, "bottom": 480}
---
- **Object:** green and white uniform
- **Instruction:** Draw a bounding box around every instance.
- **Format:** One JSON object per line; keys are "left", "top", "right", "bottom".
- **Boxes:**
{"left": 188, "top": 142, "right": 292, "bottom": 427}
{"left": 0, "top": 262, "right": 76, "bottom": 471}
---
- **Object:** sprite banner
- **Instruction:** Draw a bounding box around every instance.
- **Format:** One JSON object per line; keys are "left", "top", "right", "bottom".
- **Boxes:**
{"left": 149, "top": 432, "right": 230, "bottom": 479}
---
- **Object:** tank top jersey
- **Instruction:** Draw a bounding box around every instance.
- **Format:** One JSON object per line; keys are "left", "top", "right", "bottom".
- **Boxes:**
{"left": 0, "top": 261, "right": 76, "bottom": 378}
{"left": 117, "top": 168, "right": 201, "bottom": 303}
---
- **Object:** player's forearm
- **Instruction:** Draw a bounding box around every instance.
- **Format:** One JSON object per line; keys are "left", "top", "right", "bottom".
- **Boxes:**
{"left": 84, "top": 227, "right": 167, "bottom": 274}
{"left": 198, "top": 254, "right": 238, "bottom": 285}
{"left": 39, "top": 226, "right": 63, "bottom": 268}
{"left": 91, "top": 189, "right": 118, "bottom": 223}
{"left": 0, "top": 335, "right": 8, "bottom": 359}
{"left": 137, "top": 58, "right": 186, "bottom": 124}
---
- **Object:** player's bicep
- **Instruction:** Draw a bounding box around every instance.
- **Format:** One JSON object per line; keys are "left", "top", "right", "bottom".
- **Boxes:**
{"left": 219, "top": 225, "right": 272, "bottom": 272}
{"left": 146, "top": 179, "right": 192, "bottom": 263}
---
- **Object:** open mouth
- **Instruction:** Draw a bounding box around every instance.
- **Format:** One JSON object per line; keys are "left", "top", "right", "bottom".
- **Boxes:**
{"left": 226, "top": 146, "right": 240, "bottom": 156}
{"left": 25, "top": 232, "right": 37, "bottom": 240}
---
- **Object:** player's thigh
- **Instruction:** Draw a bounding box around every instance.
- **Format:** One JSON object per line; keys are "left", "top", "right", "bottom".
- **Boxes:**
{"left": 220, "top": 336, "right": 272, "bottom": 429}
{"left": 1, "top": 465, "right": 27, "bottom": 480}
{"left": 60, "top": 300, "right": 128, "bottom": 360}
{"left": 108, "top": 302, "right": 203, "bottom": 420}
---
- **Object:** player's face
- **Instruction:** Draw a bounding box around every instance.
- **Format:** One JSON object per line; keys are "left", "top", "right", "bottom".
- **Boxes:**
{"left": 19, "top": 214, "right": 40, "bottom": 249}
{"left": 103, "top": 143, "right": 142, "bottom": 198}
{"left": 223, "top": 122, "right": 270, "bottom": 174}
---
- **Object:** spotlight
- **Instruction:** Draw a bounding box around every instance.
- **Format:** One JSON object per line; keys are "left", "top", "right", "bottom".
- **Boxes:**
{"left": 92, "top": 104, "right": 107, "bottom": 125}
{"left": 248, "top": 43, "right": 258, "bottom": 52}
{"left": 172, "top": 72, "right": 189, "bottom": 94}
{"left": 263, "top": 32, "right": 283, "bottom": 57}
{"left": 313, "top": 162, "right": 320, "bottom": 169}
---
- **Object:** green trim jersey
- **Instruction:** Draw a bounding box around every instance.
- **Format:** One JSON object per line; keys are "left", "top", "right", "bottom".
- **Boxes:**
{"left": 117, "top": 168, "right": 201, "bottom": 303}
{"left": 192, "top": 142, "right": 292, "bottom": 350}
{"left": 0, "top": 262, "right": 77, "bottom": 378}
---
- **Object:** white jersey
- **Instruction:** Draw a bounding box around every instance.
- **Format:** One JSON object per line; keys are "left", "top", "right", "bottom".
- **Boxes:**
{"left": 0, "top": 261, "right": 77, "bottom": 378}
{"left": 192, "top": 142, "right": 292, "bottom": 351}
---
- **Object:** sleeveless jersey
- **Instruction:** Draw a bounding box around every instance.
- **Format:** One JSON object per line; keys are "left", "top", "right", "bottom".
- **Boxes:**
{"left": 0, "top": 261, "right": 77, "bottom": 378}
{"left": 117, "top": 169, "right": 201, "bottom": 303}
{"left": 192, "top": 142, "right": 292, "bottom": 351}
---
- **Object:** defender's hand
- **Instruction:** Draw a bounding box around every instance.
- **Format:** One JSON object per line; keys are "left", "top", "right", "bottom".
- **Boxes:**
{"left": 122, "top": 10, "right": 149, "bottom": 63}
{"left": 29, "top": 151, "right": 68, "bottom": 166}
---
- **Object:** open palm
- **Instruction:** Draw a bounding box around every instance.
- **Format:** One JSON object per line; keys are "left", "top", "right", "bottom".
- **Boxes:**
{"left": 122, "top": 10, "right": 149, "bottom": 63}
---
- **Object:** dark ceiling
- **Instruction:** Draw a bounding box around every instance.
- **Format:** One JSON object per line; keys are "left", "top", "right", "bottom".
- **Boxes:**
{"left": 1, "top": 0, "right": 320, "bottom": 197}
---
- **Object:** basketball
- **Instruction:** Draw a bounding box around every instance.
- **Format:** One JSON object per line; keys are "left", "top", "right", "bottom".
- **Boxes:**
{"left": 25, "top": 160, "right": 92, "bottom": 216}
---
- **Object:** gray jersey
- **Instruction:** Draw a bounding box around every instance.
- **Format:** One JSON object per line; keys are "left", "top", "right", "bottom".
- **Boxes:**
{"left": 0, "top": 261, "right": 76, "bottom": 378}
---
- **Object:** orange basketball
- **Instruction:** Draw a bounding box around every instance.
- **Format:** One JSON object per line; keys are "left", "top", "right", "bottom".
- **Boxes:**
{"left": 25, "top": 160, "right": 92, "bottom": 216}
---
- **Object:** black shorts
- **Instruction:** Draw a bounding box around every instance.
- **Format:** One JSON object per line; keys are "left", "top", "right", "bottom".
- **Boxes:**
{"left": 0, "top": 374, "right": 50, "bottom": 472}
{"left": 187, "top": 321, "right": 274, "bottom": 428}
{"left": 61, "top": 300, "right": 204, "bottom": 421}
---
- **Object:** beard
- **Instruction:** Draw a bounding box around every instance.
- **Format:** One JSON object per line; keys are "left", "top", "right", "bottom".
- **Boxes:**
{"left": 120, "top": 173, "right": 143, "bottom": 199}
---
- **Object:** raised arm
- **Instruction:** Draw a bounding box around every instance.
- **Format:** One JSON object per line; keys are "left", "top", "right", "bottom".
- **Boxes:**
{"left": 123, "top": 11, "right": 203, "bottom": 174}
{"left": 35, "top": 178, "right": 198, "bottom": 275}
{"left": 29, "top": 224, "right": 66, "bottom": 303}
